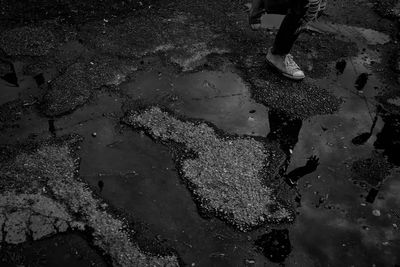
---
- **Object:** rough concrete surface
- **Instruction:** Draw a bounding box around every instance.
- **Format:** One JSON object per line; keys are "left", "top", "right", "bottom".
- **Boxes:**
{"left": 42, "top": 55, "right": 137, "bottom": 116}
{"left": 0, "top": 26, "right": 57, "bottom": 57}
{"left": 0, "top": 193, "right": 74, "bottom": 244}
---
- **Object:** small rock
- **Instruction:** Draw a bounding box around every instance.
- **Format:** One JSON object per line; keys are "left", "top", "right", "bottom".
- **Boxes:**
{"left": 245, "top": 259, "right": 256, "bottom": 266}
{"left": 92, "top": 132, "right": 97, "bottom": 137}
{"left": 372, "top": 209, "right": 381, "bottom": 217}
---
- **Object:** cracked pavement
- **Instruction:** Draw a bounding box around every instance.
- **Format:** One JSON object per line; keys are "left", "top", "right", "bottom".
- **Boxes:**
{"left": 1, "top": 0, "right": 400, "bottom": 266}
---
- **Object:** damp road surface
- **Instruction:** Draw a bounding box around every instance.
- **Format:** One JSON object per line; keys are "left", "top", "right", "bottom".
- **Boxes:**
{"left": 1, "top": 0, "right": 400, "bottom": 266}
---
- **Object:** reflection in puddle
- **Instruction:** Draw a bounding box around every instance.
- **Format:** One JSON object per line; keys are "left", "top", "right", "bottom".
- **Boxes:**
{"left": 44, "top": 92, "right": 268, "bottom": 266}
{"left": 308, "top": 22, "right": 391, "bottom": 45}
{"left": 78, "top": 118, "right": 269, "bottom": 266}
{"left": 0, "top": 61, "right": 40, "bottom": 106}
{"left": 121, "top": 70, "right": 270, "bottom": 137}
{"left": 286, "top": 33, "right": 400, "bottom": 266}
{"left": 260, "top": 14, "right": 284, "bottom": 30}
{"left": 374, "top": 109, "right": 400, "bottom": 166}
{"left": 255, "top": 229, "right": 292, "bottom": 263}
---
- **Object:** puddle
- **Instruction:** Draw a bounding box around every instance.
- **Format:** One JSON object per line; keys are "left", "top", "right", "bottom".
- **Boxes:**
{"left": 0, "top": 80, "right": 24, "bottom": 106}
{"left": 121, "top": 69, "right": 270, "bottom": 137}
{"left": 7, "top": 91, "right": 270, "bottom": 265}
{"left": 79, "top": 47, "right": 399, "bottom": 265}
{"left": 1, "top": 11, "right": 398, "bottom": 266}
{"left": 255, "top": 229, "right": 292, "bottom": 263}
{"left": 260, "top": 14, "right": 284, "bottom": 30}
{"left": 2, "top": 50, "right": 398, "bottom": 266}
{"left": 282, "top": 41, "right": 400, "bottom": 265}
{"left": 80, "top": 127, "right": 271, "bottom": 266}
{"left": 0, "top": 62, "right": 39, "bottom": 106}
{"left": 75, "top": 113, "right": 271, "bottom": 266}
{"left": 0, "top": 233, "right": 108, "bottom": 267}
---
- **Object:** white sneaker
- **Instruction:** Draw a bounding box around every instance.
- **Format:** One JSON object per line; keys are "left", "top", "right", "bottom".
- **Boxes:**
{"left": 266, "top": 48, "right": 305, "bottom": 80}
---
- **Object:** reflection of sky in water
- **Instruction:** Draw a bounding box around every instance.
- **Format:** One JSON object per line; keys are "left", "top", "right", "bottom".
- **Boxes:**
{"left": 121, "top": 70, "right": 270, "bottom": 136}
{"left": 286, "top": 49, "right": 400, "bottom": 265}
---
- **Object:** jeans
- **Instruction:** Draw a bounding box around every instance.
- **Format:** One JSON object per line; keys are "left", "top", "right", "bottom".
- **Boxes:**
{"left": 272, "top": 0, "right": 309, "bottom": 55}
{"left": 251, "top": 0, "right": 310, "bottom": 55}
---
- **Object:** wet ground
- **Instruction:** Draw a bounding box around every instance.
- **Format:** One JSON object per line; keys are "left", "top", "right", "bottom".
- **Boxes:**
{"left": 0, "top": 233, "right": 108, "bottom": 267}
{"left": 1, "top": 0, "right": 400, "bottom": 266}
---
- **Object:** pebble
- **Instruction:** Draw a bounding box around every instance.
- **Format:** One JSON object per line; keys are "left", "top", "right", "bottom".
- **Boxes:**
{"left": 245, "top": 259, "right": 256, "bottom": 265}
{"left": 372, "top": 209, "right": 381, "bottom": 217}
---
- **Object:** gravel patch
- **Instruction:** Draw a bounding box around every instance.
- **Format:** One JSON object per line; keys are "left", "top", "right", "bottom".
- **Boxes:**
{"left": 80, "top": 11, "right": 226, "bottom": 70}
{"left": 251, "top": 77, "right": 342, "bottom": 119}
{"left": 0, "top": 26, "right": 56, "bottom": 56}
{"left": 124, "top": 107, "right": 293, "bottom": 231}
{"left": 41, "top": 55, "right": 136, "bottom": 116}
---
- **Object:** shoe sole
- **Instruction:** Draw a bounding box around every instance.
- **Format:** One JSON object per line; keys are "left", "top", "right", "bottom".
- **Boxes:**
{"left": 266, "top": 58, "right": 305, "bottom": 81}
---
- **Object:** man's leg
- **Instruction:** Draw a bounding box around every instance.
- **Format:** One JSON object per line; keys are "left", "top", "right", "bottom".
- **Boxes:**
{"left": 266, "top": 0, "right": 309, "bottom": 80}
{"left": 249, "top": 0, "right": 265, "bottom": 29}
{"left": 250, "top": 0, "right": 264, "bottom": 17}
{"left": 272, "top": 0, "right": 308, "bottom": 55}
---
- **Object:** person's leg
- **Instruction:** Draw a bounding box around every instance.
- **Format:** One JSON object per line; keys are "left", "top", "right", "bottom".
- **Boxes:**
{"left": 249, "top": 0, "right": 265, "bottom": 29}
{"left": 250, "top": 0, "right": 264, "bottom": 17}
{"left": 272, "top": 0, "right": 308, "bottom": 55}
{"left": 266, "top": 0, "right": 309, "bottom": 80}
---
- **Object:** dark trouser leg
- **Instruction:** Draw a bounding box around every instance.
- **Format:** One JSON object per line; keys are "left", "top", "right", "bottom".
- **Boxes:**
{"left": 250, "top": 0, "right": 264, "bottom": 20}
{"left": 272, "top": 0, "right": 308, "bottom": 55}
